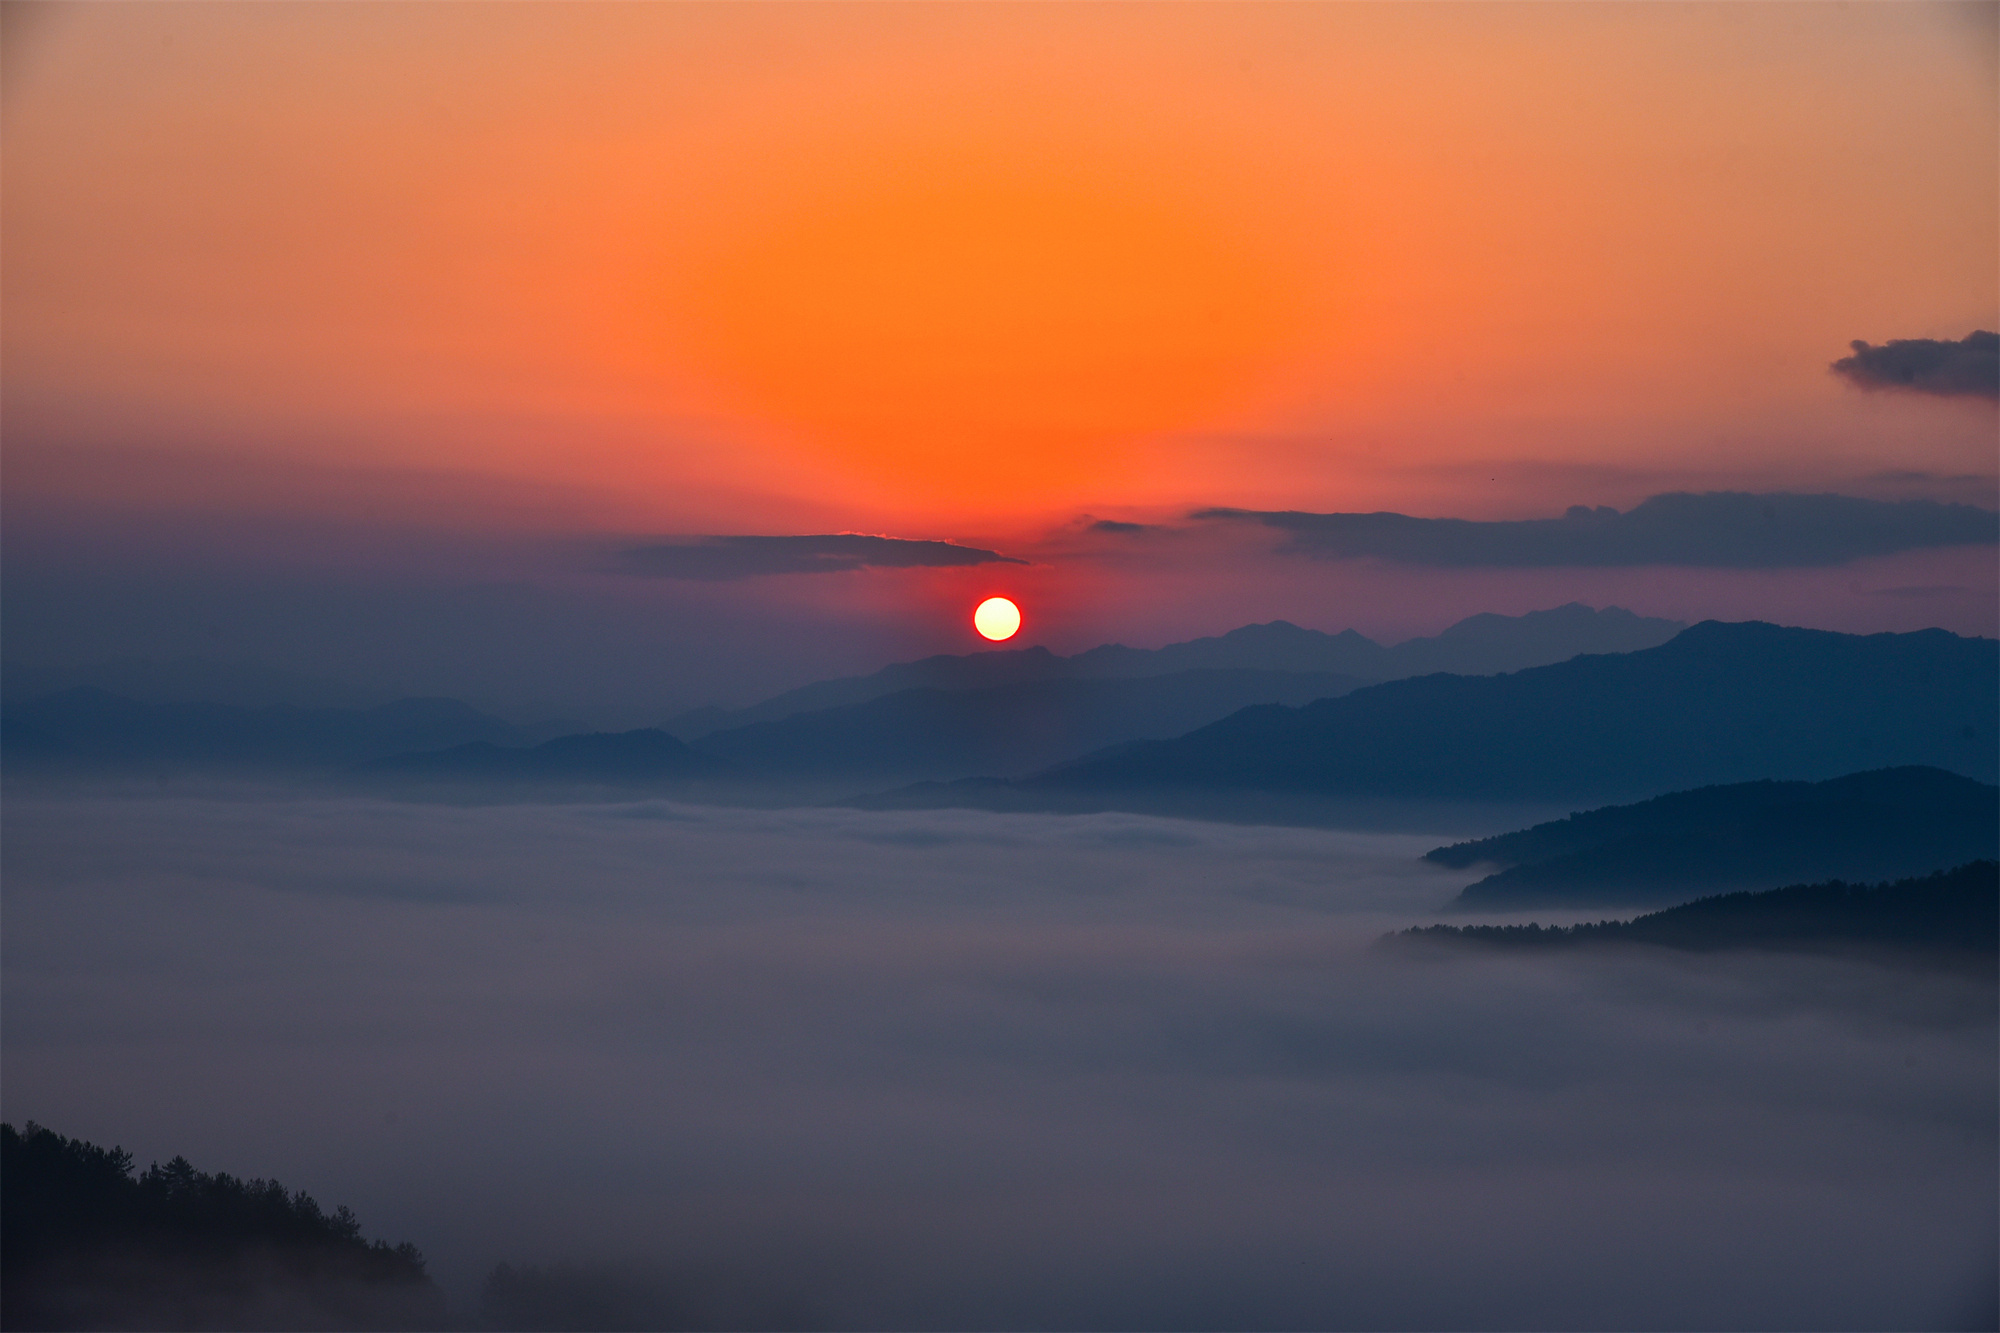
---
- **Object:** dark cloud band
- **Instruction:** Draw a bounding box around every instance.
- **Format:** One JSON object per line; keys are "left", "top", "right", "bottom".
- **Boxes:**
{"left": 1831, "top": 331, "right": 1998, "bottom": 399}
{"left": 1191, "top": 492, "right": 1998, "bottom": 569}
{"left": 617, "top": 534, "right": 1027, "bottom": 580}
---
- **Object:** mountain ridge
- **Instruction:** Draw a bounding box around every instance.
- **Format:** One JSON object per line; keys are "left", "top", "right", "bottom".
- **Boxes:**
{"left": 667, "top": 603, "right": 1684, "bottom": 739}
{"left": 1393, "top": 861, "right": 1999, "bottom": 972}
{"left": 690, "top": 667, "right": 1373, "bottom": 784}
{"left": 0, "top": 688, "right": 534, "bottom": 771}
{"left": 861, "top": 621, "right": 1997, "bottom": 818}
{"left": 1431, "top": 766, "right": 1999, "bottom": 909}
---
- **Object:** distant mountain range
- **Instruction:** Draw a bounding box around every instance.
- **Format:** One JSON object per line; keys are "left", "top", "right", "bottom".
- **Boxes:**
{"left": 3, "top": 604, "right": 1682, "bottom": 790}
{"left": 864, "top": 621, "right": 1997, "bottom": 818}
{"left": 693, "top": 669, "right": 1371, "bottom": 784}
{"left": 0, "top": 657, "right": 390, "bottom": 711}
{"left": 0, "top": 686, "right": 732, "bottom": 788}
{"left": 667, "top": 603, "right": 1684, "bottom": 739}
{"left": 360, "top": 669, "right": 1376, "bottom": 789}
{"left": 0, "top": 688, "right": 536, "bottom": 772}
{"left": 1429, "top": 767, "right": 1999, "bottom": 909}
{"left": 342, "top": 605, "right": 1678, "bottom": 788}
{"left": 1393, "top": 861, "right": 1998, "bottom": 973}
{"left": 14, "top": 618, "right": 1993, "bottom": 823}
{"left": 360, "top": 729, "right": 724, "bottom": 784}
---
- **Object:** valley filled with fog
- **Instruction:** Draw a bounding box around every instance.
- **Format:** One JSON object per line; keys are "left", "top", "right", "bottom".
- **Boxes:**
{"left": 4, "top": 791, "right": 1991, "bottom": 1330}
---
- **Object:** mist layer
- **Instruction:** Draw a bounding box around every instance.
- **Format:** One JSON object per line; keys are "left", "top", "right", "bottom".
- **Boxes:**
{"left": 3, "top": 794, "right": 1992, "bottom": 1329}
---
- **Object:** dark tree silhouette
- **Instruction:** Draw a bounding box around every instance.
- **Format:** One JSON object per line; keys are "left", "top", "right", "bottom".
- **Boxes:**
{"left": 2, "top": 1122, "right": 446, "bottom": 1331}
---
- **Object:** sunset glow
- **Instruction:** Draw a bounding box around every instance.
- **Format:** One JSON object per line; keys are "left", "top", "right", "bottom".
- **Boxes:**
{"left": 0, "top": 1, "right": 1991, "bottom": 688}
{"left": 668, "top": 144, "right": 1302, "bottom": 497}
{"left": 6, "top": 3, "right": 1992, "bottom": 532}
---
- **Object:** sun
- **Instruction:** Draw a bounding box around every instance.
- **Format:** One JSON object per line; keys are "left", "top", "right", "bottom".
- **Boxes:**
{"left": 973, "top": 597, "right": 1022, "bottom": 642}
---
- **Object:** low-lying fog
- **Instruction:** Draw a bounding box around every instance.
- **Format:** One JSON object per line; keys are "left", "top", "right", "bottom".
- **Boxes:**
{"left": 4, "top": 792, "right": 1993, "bottom": 1330}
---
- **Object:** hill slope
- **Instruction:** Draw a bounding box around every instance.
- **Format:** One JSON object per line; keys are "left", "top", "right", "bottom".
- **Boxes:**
{"left": 669, "top": 603, "right": 1682, "bottom": 739}
{"left": 2, "top": 1121, "right": 446, "bottom": 1331}
{"left": 1430, "top": 767, "right": 1999, "bottom": 909}
{"left": 1022, "top": 621, "right": 1996, "bottom": 806}
{"left": 694, "top": 668, "right": 1370, "bottom": 783}
{"left": 1395, "top": 861, "right": 1998, "bottom": 972}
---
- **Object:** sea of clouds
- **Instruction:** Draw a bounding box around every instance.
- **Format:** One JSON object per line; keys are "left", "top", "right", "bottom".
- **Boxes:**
{"left": 3, "top": 792, "right": 1993, "bottom": 1329}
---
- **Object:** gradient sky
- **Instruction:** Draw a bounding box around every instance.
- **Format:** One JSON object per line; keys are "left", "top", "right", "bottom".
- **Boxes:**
{"left": 3, "top": 2, "right": 1996, "bottom": 718}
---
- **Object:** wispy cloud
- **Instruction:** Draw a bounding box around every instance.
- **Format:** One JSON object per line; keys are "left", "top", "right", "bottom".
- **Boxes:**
{"left": 615, "top": 534, "right": 1027, "bottom": 580}
{"left": 1832, "top": 331, "right": 1999, "bottom": 399}
{"left": 1192, "top": 492, "right": 1998, "bottom": 568}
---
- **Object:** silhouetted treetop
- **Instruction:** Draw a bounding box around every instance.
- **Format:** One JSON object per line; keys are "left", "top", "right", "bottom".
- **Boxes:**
{"left": 2, "top": 1121, "right": 442, "bottom": 1331}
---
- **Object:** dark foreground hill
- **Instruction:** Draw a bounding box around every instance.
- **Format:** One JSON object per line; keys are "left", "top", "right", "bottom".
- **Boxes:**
{"left": 694, "top": 668, "right": 1370, "bottom": 783}
{"left": 668, "top": 603, "right": 1681, "bottom": 738}
{"left": 1429, "top": 767, "right": 1999, "bottom": 910}
{"left": 1393, "top": 862, "right": 1999, "bottom": 974}
{"left": 1, "top": 1122, "right": 446, "bottom": 1331}
{"left": 979, "top": 621, "right": 1995, "bottom": 809}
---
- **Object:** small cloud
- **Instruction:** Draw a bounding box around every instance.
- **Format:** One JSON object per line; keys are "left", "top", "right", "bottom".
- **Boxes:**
{"left": 1192, "top": 492, "right": 1999, "bottom": 569}
{"left": 1831, "top": 331, "right": 1999, "bottom": 399}
{"left": 1086, "top": 520, "right": 1157, "bottom": 535}
{"left": 616, "top": 534, "right": 1027, "bottom": 581}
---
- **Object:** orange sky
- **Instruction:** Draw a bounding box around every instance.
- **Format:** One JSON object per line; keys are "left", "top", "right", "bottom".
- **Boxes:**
{"left": 5, "top": 1, "right": 1994, "bottom": 542}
